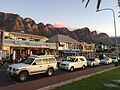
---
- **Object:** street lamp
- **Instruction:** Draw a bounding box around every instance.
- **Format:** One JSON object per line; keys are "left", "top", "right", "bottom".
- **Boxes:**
{"left": 96, "top": 8, "right": 119, "bottom": 56}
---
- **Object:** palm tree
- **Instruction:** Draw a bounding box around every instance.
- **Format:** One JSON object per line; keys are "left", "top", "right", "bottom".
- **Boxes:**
{"left": 82, "top": 0, "right": 120, "bottom": 9}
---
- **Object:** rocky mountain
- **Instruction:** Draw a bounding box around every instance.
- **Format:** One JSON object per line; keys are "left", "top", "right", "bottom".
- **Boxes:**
{"left": 0, "top": 12, "right": 112, "bottom": 45}
{"left": 73, "top": 27, "right": 112, "bottom": 45}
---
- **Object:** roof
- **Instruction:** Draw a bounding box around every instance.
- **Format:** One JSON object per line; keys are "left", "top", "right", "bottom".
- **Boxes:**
{"left": 9, "top": 32, "right": 48, "bottom": 40}
{"left": 49, "top": 34, "right": 80, "bottom": 44}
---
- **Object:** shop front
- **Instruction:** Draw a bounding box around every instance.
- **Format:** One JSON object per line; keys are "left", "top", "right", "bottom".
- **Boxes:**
{"left": 3, "top": 39, "right": 56, "bottom": 63}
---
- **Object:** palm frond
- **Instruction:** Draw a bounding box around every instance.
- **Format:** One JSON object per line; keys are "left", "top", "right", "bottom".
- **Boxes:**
{"left": 82, "top": 0, "right": 85, "bottom": 3}
{"left": 118, "top": 0, "right": 120, "bottom": 8}
{"left": 85, "top": 0, "right": 90, "bottom": 8}
{"left": 97, "top": 0, "right": 101, "bottom": 10}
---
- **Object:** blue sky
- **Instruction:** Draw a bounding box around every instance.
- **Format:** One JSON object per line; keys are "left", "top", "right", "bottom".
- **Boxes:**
{"left": 0, "top": 0, "right": 120, "bottom": 37}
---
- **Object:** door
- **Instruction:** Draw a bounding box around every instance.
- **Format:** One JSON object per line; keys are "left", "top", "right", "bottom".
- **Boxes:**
{"left": 29, "top": 58, "right": 45, "bottom": 75}
{"left": 79, "top": 58, "right": 85, "bottom": 68}
{"left": 74, "top": 58, "right": 79, "bottom": 69}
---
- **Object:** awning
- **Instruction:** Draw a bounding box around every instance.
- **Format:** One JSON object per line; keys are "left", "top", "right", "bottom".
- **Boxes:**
{"left": 59, "top": 50, "right": 82, "bottom": 54}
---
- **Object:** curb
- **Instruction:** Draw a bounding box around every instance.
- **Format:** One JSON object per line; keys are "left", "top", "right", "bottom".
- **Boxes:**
{"left": 38, "top": 66, "right": 120, "bottom": 90}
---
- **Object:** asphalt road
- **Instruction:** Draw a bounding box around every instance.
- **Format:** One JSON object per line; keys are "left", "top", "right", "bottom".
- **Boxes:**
{"left": 0, "top": 64, "right": 115, "bottom": 90}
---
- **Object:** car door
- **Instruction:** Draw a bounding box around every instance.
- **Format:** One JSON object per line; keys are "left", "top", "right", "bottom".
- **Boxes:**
{"left": 74, "top": 58, "right": 79, "bottom": 69}
{"left": 41, "top": 58, "right": 49, "bottom": 71}
{"left": 29, "top": 58, "right": 44, "bottom": 75}
{"left": 95, "top": 58, "right": 100, "bottom": 65}
{"left": 79, "top": 58, "right": 85, "bottom": 68}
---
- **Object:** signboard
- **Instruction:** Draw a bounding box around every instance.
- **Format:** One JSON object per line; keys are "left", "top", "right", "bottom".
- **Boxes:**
{"left": 13, "top": 40, "right": 22, "bottom": 45}
{"left": 25, "top": 41, "right": 47, "bottom": 47}
{"left": 13, "top": 40, "right": 48, "bottom": 47}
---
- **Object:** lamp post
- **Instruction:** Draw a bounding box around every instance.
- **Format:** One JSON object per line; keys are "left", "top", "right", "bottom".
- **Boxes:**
{"left": 96, "top": 8, "right": 119, "bottom": 56}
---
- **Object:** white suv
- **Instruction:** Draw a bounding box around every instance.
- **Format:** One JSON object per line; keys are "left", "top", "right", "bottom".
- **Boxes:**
{"left": 60, "top": 56, "right": 87, "bottom": 71}
{"left": 7, "top": 55, "right": 57, "bottom": 81}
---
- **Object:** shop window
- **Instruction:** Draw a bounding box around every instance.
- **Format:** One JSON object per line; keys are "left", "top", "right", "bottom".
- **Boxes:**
{"left": 80, "top": 58, "right": 85, "bottom": 61}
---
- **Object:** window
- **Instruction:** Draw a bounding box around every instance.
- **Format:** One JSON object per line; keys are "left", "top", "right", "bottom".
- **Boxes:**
{"left": 49, "top": 58, "right": 56, "bottom": 63}
{"left": 24, "top": 58, "right": 34, "bottom": 64}
{"left": 35, "top": 59, "right": 42, "bottom": 65}
{"left": 43, "top": 58, "right": 49, "bottom": 64}
{"left": 75, "top": 58, "right": 78, "bottom": 62}
{"left": 80, "top": 58, "right": 84, "bottom": 61}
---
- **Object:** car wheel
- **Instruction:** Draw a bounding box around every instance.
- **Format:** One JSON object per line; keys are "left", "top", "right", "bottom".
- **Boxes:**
{"left": 18, "top": 71, "right": 28, "bottom": 82}
{"left": 47, "top": 68, "right": 54, "bottom": 76}
{"left": 92, "top": 63, "right": 95, "bottom": 67}
{"left": 70, "top": 67, "right": 74, "bottom": 72}
{"left": 82, "top": 65, "right": 85, "bottom": 70}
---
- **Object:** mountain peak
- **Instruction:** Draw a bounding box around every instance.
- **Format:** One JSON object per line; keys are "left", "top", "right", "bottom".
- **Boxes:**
{"left": 0, "top": 12, "right": 112, "bottom": 45}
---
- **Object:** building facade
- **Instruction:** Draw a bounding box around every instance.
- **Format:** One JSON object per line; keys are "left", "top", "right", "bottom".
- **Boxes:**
{"left": 49, "top": 34, "right": 96, "bottom": 57}
{"left": 0, "top": 30, "right": 56, "bottom": 61}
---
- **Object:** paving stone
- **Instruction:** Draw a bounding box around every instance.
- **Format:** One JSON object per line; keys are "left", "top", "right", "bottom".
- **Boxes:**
{"left": 103, "top": 83, "right": 120, "bottom": 88}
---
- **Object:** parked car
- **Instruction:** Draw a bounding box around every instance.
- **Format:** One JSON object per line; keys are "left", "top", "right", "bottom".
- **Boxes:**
{"left": 7, "top": 55, "right": 58, "bottom": 82}
{"left": 100, "top": 57, "right": 112, "bottom": 64}
{"left": 60, "top": 56, "right": 87, "bottom": 71}
{"left": 112, "top": 56, "right": 119, "bottom": 63}
{"left": 56, "top": 57, "right": 67, "bottom": 67}
{"left": 87, "top": 57, "right": 100, "bottom": 67}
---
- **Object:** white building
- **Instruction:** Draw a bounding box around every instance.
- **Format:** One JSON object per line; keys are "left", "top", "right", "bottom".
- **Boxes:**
{"left": 49, "top": 34, "right": 96, "bottom": 57}
{"left": 0, "top": 30, "right": 56, "bottom": 61}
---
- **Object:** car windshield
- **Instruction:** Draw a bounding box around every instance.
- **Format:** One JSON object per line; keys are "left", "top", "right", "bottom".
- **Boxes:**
{"left": 68, "top": 58, "right": 76, "bottom": 62}
{"left": 87, "top": 58, "right": 95, "bottom": 61}
{"left": 112, "top": 57, "right": 116, "bottom": 59}
{"left": 24, "top": 58, "right": 34, "bottom": 64}
{"left": 104, "top": 58, "right": 109, "bottom": 60}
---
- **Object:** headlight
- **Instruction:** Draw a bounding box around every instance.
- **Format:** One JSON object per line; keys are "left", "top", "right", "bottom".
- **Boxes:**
{"left": 65, "top": 64, "right": 69, "bottom": 66}
{"left": 13, "top": 68, "right": 19, "bottom": 71}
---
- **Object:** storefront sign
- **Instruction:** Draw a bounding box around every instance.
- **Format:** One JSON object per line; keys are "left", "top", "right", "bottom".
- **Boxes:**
{"left": 25, "top": 41, "right": 47, "bottom": 47}
{"left": 13, "top": 40, "right": 22, "bottom": 45}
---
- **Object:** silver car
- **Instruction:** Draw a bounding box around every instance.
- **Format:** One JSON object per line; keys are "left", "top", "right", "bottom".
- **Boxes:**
{"left": 87, "top": 57, "right": 100, "bottom": 67}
